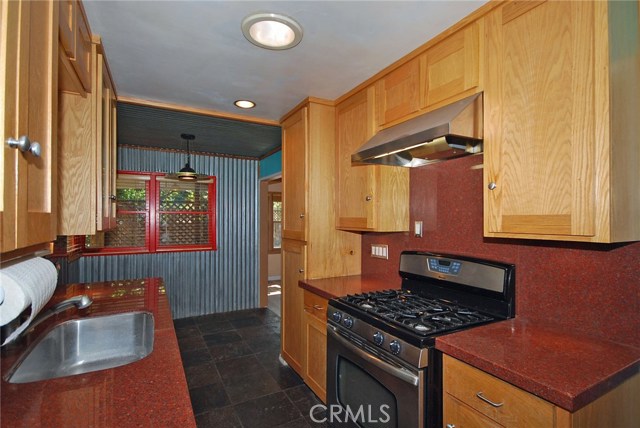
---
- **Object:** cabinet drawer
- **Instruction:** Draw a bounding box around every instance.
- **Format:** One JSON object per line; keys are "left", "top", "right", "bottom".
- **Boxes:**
{"left": 443, "top": 393, "right": 502, "bottom": 428}
{"left": 303, "top": 290, "right": 328, "bottom": 321}
{"left": 443, "top": 355, "right": 554, "bottom": 427}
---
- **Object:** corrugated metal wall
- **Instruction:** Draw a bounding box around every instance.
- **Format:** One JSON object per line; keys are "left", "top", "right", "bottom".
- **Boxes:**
{"left": 78, "top": 147, "right": 260, "bottom": 318}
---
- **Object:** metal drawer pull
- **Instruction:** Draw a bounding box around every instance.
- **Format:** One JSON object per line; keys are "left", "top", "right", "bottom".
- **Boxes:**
{"left": 313, "top": 305, "right": 324, "bottom": 310}
{"left": 446, "top": 424, "right": 456, "bottom": 428}
{"left": 476, "top": 392, "right": 504, "bottom": 407}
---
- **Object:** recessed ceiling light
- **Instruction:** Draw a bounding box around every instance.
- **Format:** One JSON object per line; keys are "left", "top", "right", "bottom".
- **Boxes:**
{"left": 241, "top": 13, "right": 303, "bottom": 50}
{"left": 234, "top": 100, "right": 256, "bottom": 109}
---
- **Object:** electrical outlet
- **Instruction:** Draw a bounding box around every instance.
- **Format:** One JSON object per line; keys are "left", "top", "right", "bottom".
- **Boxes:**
{"left": 371, "top": 244, "right": 389, "bottom": 259}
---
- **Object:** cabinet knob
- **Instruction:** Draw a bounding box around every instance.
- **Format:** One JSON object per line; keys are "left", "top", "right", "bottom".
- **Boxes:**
{"left": 109, "top": 195, "right": 117, "bottom": 201}
{"left": 6, "top": 136, "right": 41, "bottom": 157}
{"left": 488, "top": 182, "right": 497, "bottom": 190}
{"left": 298, "top": 268, "right": 304, "bottom": 273}
{"left": 365, "top": 195, "right": 373, "bottom": 202}
{"left": 446, "top": 425, "right": 456, "bottom": 428}
{"left": 299, "top": 213, "right": 305, "bottom": 219}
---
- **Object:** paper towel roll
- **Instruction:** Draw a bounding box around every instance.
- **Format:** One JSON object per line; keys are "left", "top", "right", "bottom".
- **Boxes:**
{"left": 0, "top": 257, "right": 57, "bottom": 345}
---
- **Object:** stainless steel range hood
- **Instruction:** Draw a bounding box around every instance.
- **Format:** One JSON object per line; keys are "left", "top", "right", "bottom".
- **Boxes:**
{"left": 352, "top": 92, "right": 483, "bottom": 167}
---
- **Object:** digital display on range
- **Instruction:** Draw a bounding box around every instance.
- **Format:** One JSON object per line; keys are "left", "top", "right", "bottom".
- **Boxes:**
{"left": 428, "top": 258, "right": 462, "bottom": 275}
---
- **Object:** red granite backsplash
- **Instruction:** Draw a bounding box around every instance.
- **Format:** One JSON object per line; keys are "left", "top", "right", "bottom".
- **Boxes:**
{"left": 361, "top": 155, "right": 640, "bottom": 348}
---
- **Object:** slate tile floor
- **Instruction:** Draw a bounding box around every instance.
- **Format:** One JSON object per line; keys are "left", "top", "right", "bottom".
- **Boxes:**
{"left": 174, "top": 308, "right": 328, "bottom": 428}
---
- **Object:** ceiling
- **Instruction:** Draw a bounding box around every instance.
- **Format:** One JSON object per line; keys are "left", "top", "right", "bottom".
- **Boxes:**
{"left": 83, "top": 0, "right": 487, "bottom": 158}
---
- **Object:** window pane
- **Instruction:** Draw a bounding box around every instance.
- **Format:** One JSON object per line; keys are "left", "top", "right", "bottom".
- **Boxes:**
{"left": 116, "top": 178, "right": 147, "bottom": 211}
{"left": 106, "top": 213, "right": 147, "bottom": 247}
{"left": 273, "top": 201, "right": 282, "bottom": 222}
{"left": 160, "top": 181, "right": 209, "bottom": 212}
{"left": 273, "top": 222, "right": 282, "bottom": 249}
{"left": 158, "top": 213, "right": 210, "bottom": 246}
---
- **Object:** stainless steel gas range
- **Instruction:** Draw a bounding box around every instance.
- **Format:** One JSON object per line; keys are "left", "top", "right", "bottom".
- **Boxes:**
{"left": 326, "top": 251, "right": 515, "bottom": 428}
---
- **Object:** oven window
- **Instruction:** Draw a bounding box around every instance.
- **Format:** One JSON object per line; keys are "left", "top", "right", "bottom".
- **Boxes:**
{"left": 337, "top": 357, "right": 398, "bottom": 428}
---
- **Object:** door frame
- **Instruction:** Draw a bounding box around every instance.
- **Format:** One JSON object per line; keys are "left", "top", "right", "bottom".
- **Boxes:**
{"left": 259, "top": 175, "right": 282, "bottom": 307}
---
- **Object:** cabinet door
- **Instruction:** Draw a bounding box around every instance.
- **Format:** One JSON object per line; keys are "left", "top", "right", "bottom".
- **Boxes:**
{"left": 484, "top": 0, "right": 597, "bottom": 239}
{"left": 58, "top": 0, "right": 91, "bottom": 94}
{"left": 421, "top": 21, "right": 480, "bottom": 108}
{"left": 281, "top": 239, "right": 306, "bottom": 375}
{"left": 335, "top": 87, "right": 377, "bottom": 230}
{"left": 96, "top": 53, "right": 117, "bottom": 231}
{"left": 376, "top": 59, "right": 420, "bottom": 126}
{"left": 336, "top": 87, "right": 409, "bottom": 232}
{"left": 1, "top": 0, "right": 57, "bottom": 253}
{"left": 282, "top": 107, "right": 307, "bottom": 241}
{"left": 304, "top": 306, "right": 327, "bottom": 402}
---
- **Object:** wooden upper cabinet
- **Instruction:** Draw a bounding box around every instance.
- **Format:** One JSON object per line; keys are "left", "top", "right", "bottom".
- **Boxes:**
{"left": 96, "top": 51, "right": 117, "bottom": 231}
{"left": 58, "top": 0, "right": 91, "bottom": 94}
{"left": 335, "top": 87, "right": 409, "bottom": 232}
{"left": 1, "top": 0, "right": 58, "bottom": 254}
{"left": 483, "top": 0, "right": 639, "bottom": 243}
{"left": 420, "top": 20, "right": 480, "bottom": 109}
{"left": 376, "top": 59, "right": 420, "bottom": 127}
{"left": 58, "top": 37, "right": 118, "bottom": 236}
{"left": 281, "top": 107, "right": 308, "bottom": 241}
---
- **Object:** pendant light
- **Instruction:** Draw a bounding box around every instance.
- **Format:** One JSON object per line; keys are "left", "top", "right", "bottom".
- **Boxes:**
{"left": 165, "top": 133, "right": 209, "bottom": 181}
{"left": 178, "top": 133, "right": 197, "bottom": 181}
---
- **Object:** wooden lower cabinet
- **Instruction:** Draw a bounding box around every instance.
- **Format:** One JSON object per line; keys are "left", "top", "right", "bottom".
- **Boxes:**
{"left": 303, "top": 290, "right": 328, "bottom": 402}
{"left": 281, "top": 240, "right": 306, "bottom": 374}
{"left": 443, "top": 355, "right": 640, "bottom": 428}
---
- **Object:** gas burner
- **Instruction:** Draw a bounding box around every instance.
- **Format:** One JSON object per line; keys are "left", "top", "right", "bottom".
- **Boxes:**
{"left": 338, "top": 287, "right": 496, "bottom": 337}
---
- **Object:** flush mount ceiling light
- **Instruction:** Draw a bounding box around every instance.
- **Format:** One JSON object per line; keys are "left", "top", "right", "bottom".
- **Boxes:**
{"left": 234, "top": 99, "right": 256, "bottom": 109}
{"left": 241, "top": 13, "right": 303, "bottom": 50}
{"left": 165, "top": 134, "right": 209, "bottom": 181}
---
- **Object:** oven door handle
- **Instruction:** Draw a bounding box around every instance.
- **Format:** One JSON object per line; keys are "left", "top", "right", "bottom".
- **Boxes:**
{"left": 327, "top": 326, "right": 420, "bottom": 386}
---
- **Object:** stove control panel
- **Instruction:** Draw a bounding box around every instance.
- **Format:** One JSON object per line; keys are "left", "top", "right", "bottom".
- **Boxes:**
{"left": 328, "top": 303, "right": 430, "bottom": 368}
{"left": 428, "top": 257, "right": 462, "bottom": 275}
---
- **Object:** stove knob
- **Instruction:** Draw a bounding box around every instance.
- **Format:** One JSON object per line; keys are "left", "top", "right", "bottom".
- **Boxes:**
{"left": 342, "top": 317, "right": 354, "bottom": 329}
{"left": 373, "top": 331, "right": 384, "bottom": 346}
{"left": 331, "top": 311, "right": 342, "bottom": 323}
{"left": 389, "top": 340, "right": 401, "bottom": 355}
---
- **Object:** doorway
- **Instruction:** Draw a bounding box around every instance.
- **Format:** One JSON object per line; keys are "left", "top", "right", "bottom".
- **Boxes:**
{"left": 259, "top": 176, "right": 282, "bottom": 316}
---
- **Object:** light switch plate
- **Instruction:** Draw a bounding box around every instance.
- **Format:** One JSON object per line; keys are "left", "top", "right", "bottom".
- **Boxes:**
{"left": 371, "top": 244, "right": 389, "bottom": 259}
{"left": 414, "top": 221, "right": 423, "bottom": 238}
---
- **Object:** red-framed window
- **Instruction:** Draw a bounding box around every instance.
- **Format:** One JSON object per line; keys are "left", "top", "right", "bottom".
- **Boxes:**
{"left": 85, "top": 171, "right": 216, "bottom": 255}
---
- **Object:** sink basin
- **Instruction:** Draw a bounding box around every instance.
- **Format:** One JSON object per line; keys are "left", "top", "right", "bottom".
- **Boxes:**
{"left": 4, "top": 311, "right": 154, "bottom": 383}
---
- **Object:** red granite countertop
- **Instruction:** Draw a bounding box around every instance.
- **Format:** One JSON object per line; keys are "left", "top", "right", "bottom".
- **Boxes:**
{"left": 1, "top": 278, "right": 196, "bottom": 428}
{"left": 299, "top": 274, "right": 398, "bottom": 300}
{"left": 436, "top": 318, "right": 640, "bottom": 412}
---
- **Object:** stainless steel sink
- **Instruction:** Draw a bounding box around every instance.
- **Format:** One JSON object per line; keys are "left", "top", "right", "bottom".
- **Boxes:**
{"left": 4, "top": 311, "right": 154, "bottom": 383}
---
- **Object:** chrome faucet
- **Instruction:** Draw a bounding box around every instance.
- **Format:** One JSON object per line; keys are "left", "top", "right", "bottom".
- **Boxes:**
{"left": 25, "top": 295, "right": 93, "bottom": 334}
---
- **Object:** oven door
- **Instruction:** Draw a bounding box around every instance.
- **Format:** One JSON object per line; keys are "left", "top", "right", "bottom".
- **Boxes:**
{"left": 326, "top": 324, "right": 426, "bottom": 428}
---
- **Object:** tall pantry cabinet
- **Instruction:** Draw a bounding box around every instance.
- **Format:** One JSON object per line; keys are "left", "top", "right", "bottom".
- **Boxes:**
{"left": 280, "top": 99, "right": 360, "bottom": 396}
